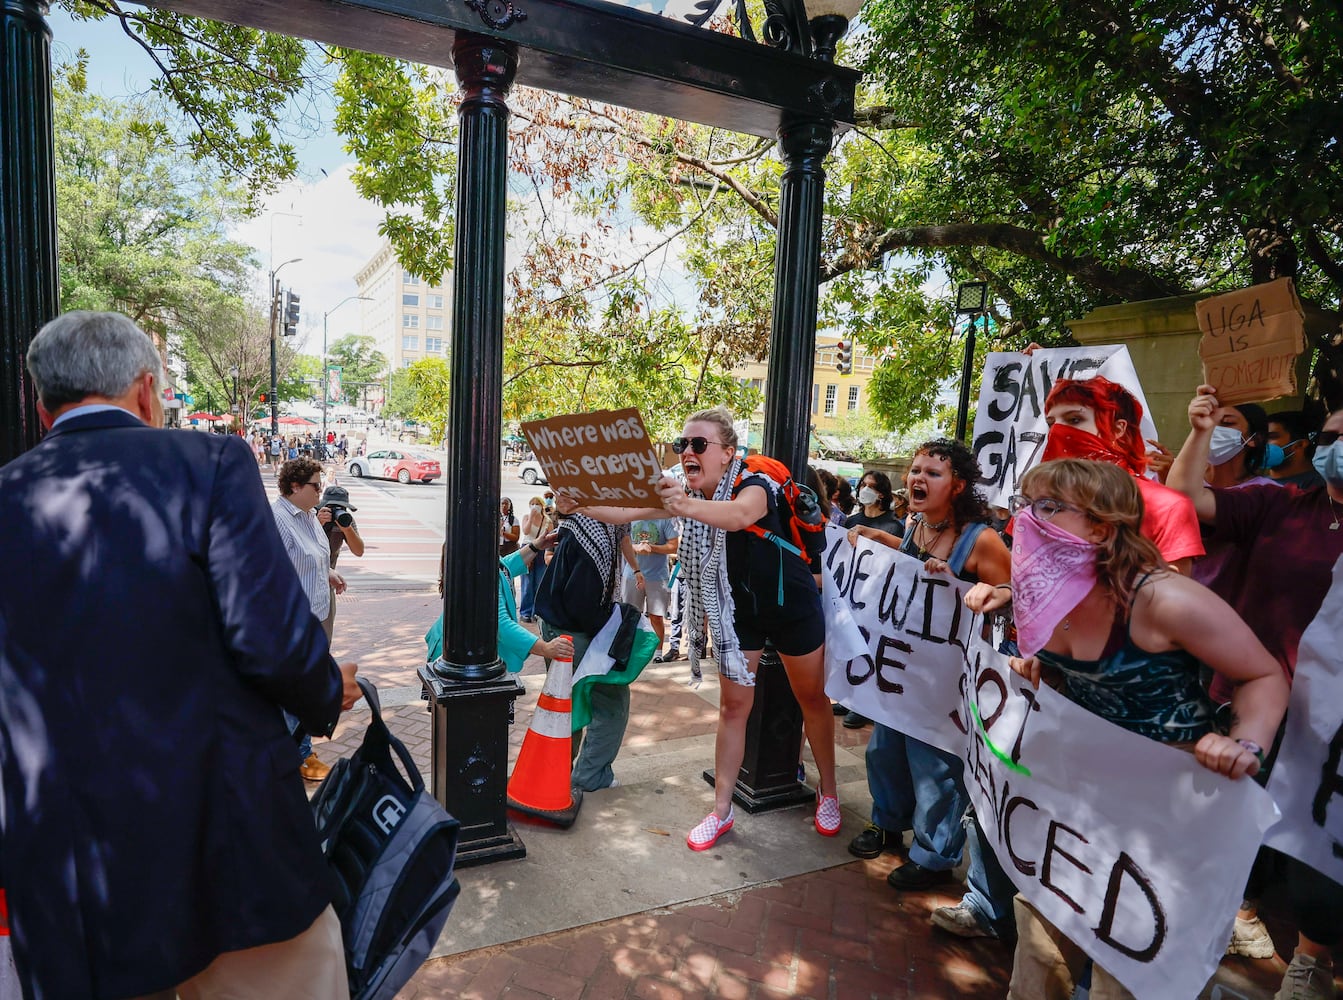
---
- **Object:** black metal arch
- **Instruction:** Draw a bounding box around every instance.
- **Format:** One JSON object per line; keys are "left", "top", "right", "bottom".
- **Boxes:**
{"left": 1, "top": 0, "right": 860, "bottom": 864}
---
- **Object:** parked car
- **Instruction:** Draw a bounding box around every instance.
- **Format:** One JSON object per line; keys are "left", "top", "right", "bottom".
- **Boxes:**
{"left": 347, "top": 449, "right": 441, "bottom": 484}
{"left": 518, "top": 459, "right": 548, "bottom": 485}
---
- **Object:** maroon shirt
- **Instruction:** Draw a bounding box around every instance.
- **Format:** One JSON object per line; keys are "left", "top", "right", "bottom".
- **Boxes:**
{"left": 1207, "top": 483, "right": 1343, "bottom": 701}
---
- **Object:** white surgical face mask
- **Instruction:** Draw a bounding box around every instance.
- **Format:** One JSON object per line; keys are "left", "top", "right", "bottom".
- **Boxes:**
{"left": 1208, "top": 426, "right": 1248, "bottom": 466}
{"left": 858, "top": 486, "right": 880, "bottom": 506}
{"left": 1312, "top": 440, "right": 1343, "bottom": 486}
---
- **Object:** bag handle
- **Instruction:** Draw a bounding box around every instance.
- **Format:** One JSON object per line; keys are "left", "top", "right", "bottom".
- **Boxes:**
{"left": 353, "top": 676, "right": 426, "bottom": 795}
{"left": 357, "top": 675, "right": 382, "bottom": 719}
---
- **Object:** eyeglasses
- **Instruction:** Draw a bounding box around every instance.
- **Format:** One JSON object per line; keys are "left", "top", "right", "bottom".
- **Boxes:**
{"left": 1008, "top": 495, "right": 1087, "bottom": 521}
{"left": 1313, "top": 430, "right": 1342, "bottom": 447}
{"left": 301, "top": 480, "right": 323, "bottom": 490}
{"left": 672, "top": 436, "right": 725, "bottom": 455}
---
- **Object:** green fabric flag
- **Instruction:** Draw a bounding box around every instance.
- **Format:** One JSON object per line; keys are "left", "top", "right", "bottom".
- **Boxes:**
{"left": 570, "top": 605, "right": 659, "bottom": 731}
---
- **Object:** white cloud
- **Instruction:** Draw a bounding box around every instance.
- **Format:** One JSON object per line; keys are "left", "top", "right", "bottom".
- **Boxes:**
{"left": 232, "top": 165, "right": 387, "bottom": 354}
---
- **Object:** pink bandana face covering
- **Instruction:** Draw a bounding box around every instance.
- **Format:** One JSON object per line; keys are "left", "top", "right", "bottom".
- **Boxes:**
{"left": 1010, "top": 505, "right": 1099, "bottom": 657}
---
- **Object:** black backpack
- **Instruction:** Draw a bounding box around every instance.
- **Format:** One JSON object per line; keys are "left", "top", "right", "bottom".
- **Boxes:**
{"left": 310, "top": 678, "right": 461, "bottom": 1000}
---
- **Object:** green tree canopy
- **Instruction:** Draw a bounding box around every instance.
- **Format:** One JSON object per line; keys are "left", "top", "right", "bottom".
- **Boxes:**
{"left": 54, "top": 58, "right": 258, "bottom": 337}
{"left": 325, "top": 334, "right": 388, "bottom": 406}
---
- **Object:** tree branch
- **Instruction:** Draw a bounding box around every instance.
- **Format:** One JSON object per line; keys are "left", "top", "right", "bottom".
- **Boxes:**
{"left": 1303, "top": 226, "right": 1343, "bottom": 288}
{"left": 854, "top": 105, "right": 921, "bottom": 131}
{"left": 821, "top": 223, "right": 1187, "bottom": 301}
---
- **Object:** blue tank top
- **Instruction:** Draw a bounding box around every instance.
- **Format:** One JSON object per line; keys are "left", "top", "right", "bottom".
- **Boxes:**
{"left": 899, "top": 518, "right": 988, "bottom": 584}
{"left": 1035, "top": 574, "right": 1216, "bottom": 743}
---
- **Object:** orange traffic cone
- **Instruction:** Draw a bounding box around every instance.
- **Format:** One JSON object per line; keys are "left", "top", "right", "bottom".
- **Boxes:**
{"left": 507, "top": 640, "right": 583, "bottom": 827}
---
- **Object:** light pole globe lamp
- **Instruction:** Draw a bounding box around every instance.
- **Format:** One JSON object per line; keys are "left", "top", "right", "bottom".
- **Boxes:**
{"left": 806, "top": 0, "right": 864, "bottom": 62}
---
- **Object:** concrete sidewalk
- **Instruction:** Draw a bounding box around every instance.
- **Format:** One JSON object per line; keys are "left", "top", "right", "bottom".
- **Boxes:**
{"left": 322, "top": 588, "right": 1325, "bottom": 1000}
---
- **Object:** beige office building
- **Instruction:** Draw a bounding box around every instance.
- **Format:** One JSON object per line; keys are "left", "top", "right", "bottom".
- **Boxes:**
{"left": 353, "top": 241, "right": 453, "bottom": 389}
{"left": 732, "top": 334, "right": 879, "bottom": 434}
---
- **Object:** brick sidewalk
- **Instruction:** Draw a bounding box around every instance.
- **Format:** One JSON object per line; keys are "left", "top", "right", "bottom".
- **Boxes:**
{"left": 321, "top": 588, "right": 1330, "bottom": 1000}
{"left": 399, "top": 861, "right": 1011, "bottom": 1000}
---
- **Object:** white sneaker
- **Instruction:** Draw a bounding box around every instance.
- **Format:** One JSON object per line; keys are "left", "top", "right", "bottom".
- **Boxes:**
{"left": 1226, "top": 914, "right": 1276, "bottom": 959}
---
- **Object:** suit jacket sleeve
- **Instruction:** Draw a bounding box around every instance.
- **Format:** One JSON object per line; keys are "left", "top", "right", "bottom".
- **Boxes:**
{"left": 206, "top": 437, "right": 343, "bottom": 735}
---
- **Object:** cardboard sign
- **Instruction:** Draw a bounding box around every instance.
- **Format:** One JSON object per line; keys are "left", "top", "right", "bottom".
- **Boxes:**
{"left": 1196, "top": 278, "right": 1306, "bottom": 406}
{"left": 970, "top": 346, "right": 1159, "bottom": 511}
{"left": 521, "top": 408, "right": 662, "bottom": 508}
{"left": 820, "top": 525, "right": 1280, "bottom": 999}
{"left": 1265, "top": 553, "right": 1343, "bottom": 884}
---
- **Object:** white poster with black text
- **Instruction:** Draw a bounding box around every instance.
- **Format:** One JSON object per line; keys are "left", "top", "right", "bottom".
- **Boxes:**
{"left": 969, "top": 345, "right": 1160, "bottom": 511}
{"left": 821, "top": 526, "right": 1279, "bottom": 999}
{"left": 1265, "top": 555, "right": 1343, "bottom": 885}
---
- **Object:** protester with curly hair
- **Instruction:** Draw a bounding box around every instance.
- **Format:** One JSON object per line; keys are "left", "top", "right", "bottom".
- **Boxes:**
{"left": 845, "top": 438, "right": 1011, "bottom": 902}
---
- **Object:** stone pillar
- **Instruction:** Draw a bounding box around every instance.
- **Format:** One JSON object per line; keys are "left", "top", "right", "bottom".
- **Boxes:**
{"left": 1067, "top": 294, "right": 1336, "bottom": 441}
{"left": 0, "top": 0, "right": 58, "bottom": 466}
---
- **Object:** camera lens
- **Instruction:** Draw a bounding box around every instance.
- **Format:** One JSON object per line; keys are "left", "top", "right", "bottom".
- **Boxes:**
{"left": 335, "top": 510, "right": 353, "bottom": 527}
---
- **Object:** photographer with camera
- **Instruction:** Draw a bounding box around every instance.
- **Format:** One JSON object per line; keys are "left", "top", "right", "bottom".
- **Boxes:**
{"left": 318, "top": 485, "right": 365, "bottom": 648}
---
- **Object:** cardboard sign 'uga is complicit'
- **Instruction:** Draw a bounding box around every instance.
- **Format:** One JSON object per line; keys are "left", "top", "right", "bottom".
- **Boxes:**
{"left": 1196, "top": 277, "right": 1306, "bottom": 405}
{"left": 521, "top": 408, "right": 661, "bottom": 509}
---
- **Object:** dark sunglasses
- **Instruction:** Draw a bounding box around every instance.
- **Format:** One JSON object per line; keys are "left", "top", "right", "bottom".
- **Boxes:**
{"left": 671, "top": 436, "right": 724, "bottom": 455}
{"left": 1313, "top": 430, "right": 1342, "bottom": 447}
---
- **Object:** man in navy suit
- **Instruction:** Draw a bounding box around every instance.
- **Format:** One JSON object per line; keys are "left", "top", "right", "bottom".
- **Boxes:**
{"left": 0, "top": 312, "right": 360, "bottom": 998}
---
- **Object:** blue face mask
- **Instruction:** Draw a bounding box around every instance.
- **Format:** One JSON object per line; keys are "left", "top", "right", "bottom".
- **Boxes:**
{"left": 1260, "top": 443, "right": 1286, "bottom": 470}
{"left": 1311, "top": 440, "right": 1343, "bottom": 486}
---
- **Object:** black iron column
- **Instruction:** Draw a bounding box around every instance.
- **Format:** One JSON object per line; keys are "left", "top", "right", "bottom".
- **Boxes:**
{"left": 1, "top": 0, "right": 58, "bottom": 465}
{"left": 708, "top": 116, "right": 834, "bottom": 812}
{"left": 763, "top": 116, "right": 832, "bottom": 477}
{"left": 419, "top": 30, "right": 525, "bottom": 867}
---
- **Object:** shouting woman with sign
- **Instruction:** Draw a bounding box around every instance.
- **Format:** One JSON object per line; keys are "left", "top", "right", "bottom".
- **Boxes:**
{"left": 846, "top": 438, "right": 1014, "bottom": 942}
{"left": 969, "top": 457, "right": 1287, "bottom": 1000}
{"left": 559, "top": 407, "right": 840, "bottom": 851}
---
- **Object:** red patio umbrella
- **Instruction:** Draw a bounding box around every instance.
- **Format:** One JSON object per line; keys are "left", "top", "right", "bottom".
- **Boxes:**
{"left": 186, "top": 412, "right": 221, "bottom": 422}
{"left": 277, "top": 415, "right": 317, "bottom": 426}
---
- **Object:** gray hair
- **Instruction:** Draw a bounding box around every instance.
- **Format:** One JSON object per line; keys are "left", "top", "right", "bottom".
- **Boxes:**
{"left": 27, "top": 311, "right": 164, "bottom": 410}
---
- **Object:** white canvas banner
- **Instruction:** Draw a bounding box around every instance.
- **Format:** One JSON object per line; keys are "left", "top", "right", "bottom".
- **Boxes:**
{"left": 822, "top": 527, "right": 1279, "bottom": 999}
{"left": 1265, "top": 555, "right": 1343, "bottom": 882}
{"left": 821, "top": 525, "right": 968, "bottom": 751}
{"left": 970, "top": 345, "right": 1160, "bottom": 511}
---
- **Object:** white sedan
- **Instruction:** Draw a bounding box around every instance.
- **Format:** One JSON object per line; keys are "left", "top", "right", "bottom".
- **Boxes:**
{"left": 518, "top": 459, "right": 548, "bottom": 485}
{"left": 347, "top": 449, "right": 441, "bottom": 484}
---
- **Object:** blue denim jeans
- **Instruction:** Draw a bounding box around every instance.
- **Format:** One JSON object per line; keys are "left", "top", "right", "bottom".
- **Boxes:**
{"left": 866, "top": 722, "right": 968, "bottom": 871}
{"left": 962, "top": 809, "right": 1018, "bottom": 938}
{"left": 283, "top": 710, "right": 312, "bottom": 764}
{"left": 519, "top": 557, "right": 546, "bottom": 619}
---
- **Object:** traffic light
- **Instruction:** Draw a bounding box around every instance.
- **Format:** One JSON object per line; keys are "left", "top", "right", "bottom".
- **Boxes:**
{"left": 835, "top": 339, "right": 853, "bottom": 375}
{"left": 259, "top": 392, "right": 269, "bottom": 404}
{"left": 283, "top": 291, "right": 301, "bottom": 337}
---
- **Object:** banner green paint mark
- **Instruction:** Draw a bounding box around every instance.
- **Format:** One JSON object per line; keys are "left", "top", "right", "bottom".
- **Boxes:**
{"left": 970, "top": 700, "right": 1032, "bottom": 777}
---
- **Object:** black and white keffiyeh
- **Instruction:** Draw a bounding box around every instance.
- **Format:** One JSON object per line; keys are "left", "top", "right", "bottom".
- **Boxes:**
{"left": 558, "top": 512, "right": 625, "bottom": 602}
{"left": 680, "top": 456, "right": 753, "bottom": 687}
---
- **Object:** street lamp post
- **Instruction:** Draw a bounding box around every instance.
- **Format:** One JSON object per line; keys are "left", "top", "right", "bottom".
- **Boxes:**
{"left": 269, "top": 257, "right": 302, "bottom": 436}
{"left": 322, "top": 295, "right": 371, "bottom": 444}
{"left": 954, "top": 281, "right": 989, "bottom": 442}
{"left": 229, "top": 365, "right": 240, "bottom": 433}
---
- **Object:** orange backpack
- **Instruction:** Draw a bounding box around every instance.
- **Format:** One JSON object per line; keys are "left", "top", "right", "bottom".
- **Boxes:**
{"left": 734, "top": 456, "right": 827, "bottom": 590}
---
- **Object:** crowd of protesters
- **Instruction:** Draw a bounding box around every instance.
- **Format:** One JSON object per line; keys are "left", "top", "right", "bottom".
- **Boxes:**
{"left": 554, "top": 378, "right": 1343, "bottom": 999}
{"left": 5, "top": 310, "right": 1343, "bottom": 998}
